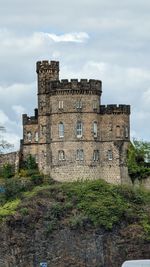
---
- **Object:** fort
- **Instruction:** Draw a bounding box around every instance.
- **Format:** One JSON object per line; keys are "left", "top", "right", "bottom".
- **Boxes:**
{"left": 0, "top": 60, "right": 132, "bottom": 184}
{"left": 18, "top": 60, "right": 131, "bottom": 184}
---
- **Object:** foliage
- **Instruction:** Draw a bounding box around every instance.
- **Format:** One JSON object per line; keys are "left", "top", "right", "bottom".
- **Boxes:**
{"left": 22, "top": 154, "right": 38, "bottom": 171}
{"left": 18, "top": 169, "right": 29, "bottom": 177}
{"left": 30, "top": 173, "right": 44, "bottom": 185}
{"left": 0, "top": 199, "right": 20, "bottom": 218}
{"left": 0, "top": 177, "right": 150, "bottom": 237}
{"left": 2, "top": 163, "right": 14, "bottom": 179}
{"left": 19, "top": 207, "right": 29, "bottom": 216}
{"left": 4, "top": 178, "right": 27, "bottom": 200}
{"left": 127, "top": 139, "right": 150, "bottom": 181}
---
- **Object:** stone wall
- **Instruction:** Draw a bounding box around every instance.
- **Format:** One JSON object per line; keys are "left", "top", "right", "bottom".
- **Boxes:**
{"left": 0, "top": 151, "right": 20, "bottom": 172}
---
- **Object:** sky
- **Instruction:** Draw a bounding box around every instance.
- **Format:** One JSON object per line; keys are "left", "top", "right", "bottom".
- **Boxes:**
{"left": 0, "top": 0, "right": 150, "bottom": 150}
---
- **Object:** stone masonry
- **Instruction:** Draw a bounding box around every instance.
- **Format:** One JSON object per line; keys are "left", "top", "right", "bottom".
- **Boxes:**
{"left": 20, "top": 60, "right": 131, "bottom": 184}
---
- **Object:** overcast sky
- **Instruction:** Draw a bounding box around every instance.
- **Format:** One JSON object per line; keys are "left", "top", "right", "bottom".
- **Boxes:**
{"left": 0, "top": 0, "right": 150, "bottom": 150}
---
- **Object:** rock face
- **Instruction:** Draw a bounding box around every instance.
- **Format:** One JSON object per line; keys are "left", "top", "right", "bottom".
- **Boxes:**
{"left": 0, "top": 217, "right": 149, "bottom": 267}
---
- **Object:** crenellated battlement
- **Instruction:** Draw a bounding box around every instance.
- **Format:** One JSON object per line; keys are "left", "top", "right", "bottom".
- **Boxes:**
{"left": 47, "top": 79, "right": 102, "bottom": 95}
{"left": 22, "top": 109, "right": 38, "bottom": 125}
{"left": 100, "top": 104, "right": 130, "bottom": 115}
{"left": 36, "top": 60, "right": 59, "bottom": 74}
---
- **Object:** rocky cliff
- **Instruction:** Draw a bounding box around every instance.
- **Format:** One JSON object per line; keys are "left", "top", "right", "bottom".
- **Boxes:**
{"left": 0, "top": 179, "right": 149, "bottom": 267}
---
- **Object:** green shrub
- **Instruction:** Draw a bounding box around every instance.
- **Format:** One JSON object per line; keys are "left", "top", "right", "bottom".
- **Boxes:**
{"left": 19, "top": 207, "right": 29, "bottom": 216}
{"left": 18, "top": 169, "right": 29, "bottom": 177}
{"left": 4, "top": 178, "right": 26, "bottom": 200}
{"left": 69, "top": 214, "right": 88, "bottom": 229}
{"left": 23, "top": 154, "right": 38, "bottom": 170}
{"left": 30, "top": 174, "right": 44, "bottom": 185}
{"left": 2, "top": 164, "right": 14, "bottom": 179}
{"left": 0, "top": 199, "right": 20, "bottom": 218}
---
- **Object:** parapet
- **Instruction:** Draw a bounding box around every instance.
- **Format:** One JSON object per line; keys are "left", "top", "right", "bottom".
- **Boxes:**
{"left": 36, "top": 60, "right": 59, "bottom": 73}
{"left": 48, "top": 79, "right": 102, "bottom": 95}
{"left": 22, "top": 109, "right": 38, "bottom": 125}
{"left": 100, "top": 105, "right": 130, "bottom": 115}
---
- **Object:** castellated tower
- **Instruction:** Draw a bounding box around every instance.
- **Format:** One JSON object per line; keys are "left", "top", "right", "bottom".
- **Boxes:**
{"left": 21, "top": 60, "right": 131, "bottom": 185}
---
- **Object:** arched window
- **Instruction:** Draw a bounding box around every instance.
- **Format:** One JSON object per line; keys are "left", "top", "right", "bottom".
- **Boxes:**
{"left": 93, "top": 122, "right": 97, "bottom": 138}
{"left": 76, "top": 121, "right": 83, "bottom": 138}
{"left": 58, "top": 150, "right": 65, "bottom": 160}
{"left": 76, "top": 149, "right": 84, "bottom": 161}
{"left": 35, "top": 132, "right": 38, "bottom": 142}
{"left": 27, "top": 132, "right": 32, "bottom": 142}
{"left": 59, "top": 122, "right": 64, "bottom": 138}
{"left": 108, "top": 150, "right": 113, "bottom": 160}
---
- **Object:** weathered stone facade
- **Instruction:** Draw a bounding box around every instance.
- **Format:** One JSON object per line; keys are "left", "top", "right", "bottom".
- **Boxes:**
{"left": 20, "top": 60, "right": 131, "bottom": 184}
{"left": 0, "top": 152, "right": 20, "bottom": 172}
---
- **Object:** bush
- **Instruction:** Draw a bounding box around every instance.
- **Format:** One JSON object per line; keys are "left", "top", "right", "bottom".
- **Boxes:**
{"left": 2, "top": 164, "right": 14, "bottom": 179}
{"left": 4, "top": 178, "right": 27, "bottom": 200}
{"left": 18, "top": 169, "right": 29, "bottom": 177}
{"left": 30, "top": 174, "right": 44, "bottom": 185}
{"left": 23, "top": 154, "right": 38, "bottom": 170}
{"left": 19, "top": 207, "right": 29, "bottom": 216}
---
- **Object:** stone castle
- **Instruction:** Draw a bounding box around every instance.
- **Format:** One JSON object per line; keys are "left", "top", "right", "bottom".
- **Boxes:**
{"left": 19, "top": 60, "right": 131, "bottom": 184}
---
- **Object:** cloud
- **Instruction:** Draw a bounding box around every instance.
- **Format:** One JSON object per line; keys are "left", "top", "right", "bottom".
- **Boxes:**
{"left": 45, "top": 32, "right": 89, "bottom": 43}
{"left": 12, "top": 105, "right": 26, "bottom": 118}
{"left": 0, "top": 110, "right": 9, "bottom": 124}
{"left": 0, "top": 0, "right": 150, "bottom": 146}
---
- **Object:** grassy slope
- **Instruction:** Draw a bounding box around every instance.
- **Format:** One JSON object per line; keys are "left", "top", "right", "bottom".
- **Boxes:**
{"left": 0, "top": 178, "right": 150, "bottom": 239}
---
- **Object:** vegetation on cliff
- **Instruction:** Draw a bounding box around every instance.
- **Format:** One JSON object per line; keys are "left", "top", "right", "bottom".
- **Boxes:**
{"left": 0, "top": 174, "right": 150, "bottom": 240}
{"left": 127, "top": 139, "right": 150, "bottom": 181}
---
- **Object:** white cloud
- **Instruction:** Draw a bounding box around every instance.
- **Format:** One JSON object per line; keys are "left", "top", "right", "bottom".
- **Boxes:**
{"left": 0, "top": 0, "right": 150, "bottom": 145}
{"left": 0, "top": 110, "right": 9, "bottom": 124}
{"left": 45, "top": 32, "right": 89, "bottom": 43}
{"left": 12, "top": 105, "right": 26, "bottom": 118}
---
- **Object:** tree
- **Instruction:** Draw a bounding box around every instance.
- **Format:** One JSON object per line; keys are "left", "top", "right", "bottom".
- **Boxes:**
{"left": 0, "top": 125, "right": 13, "bottom": 153}
{"left": 127, "top": 139, "right": 150, "bottom": 181}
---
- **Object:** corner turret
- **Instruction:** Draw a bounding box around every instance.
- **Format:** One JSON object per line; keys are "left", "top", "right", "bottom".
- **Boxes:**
{"left": 37, "top": 60, "right": 59, "bottom": 94}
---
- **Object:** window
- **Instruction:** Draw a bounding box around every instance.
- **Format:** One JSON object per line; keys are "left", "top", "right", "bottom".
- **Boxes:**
{"left": 35, "top": 154, "right": 38, "bottom": 163}
{"left": 41, "top": 125, "right": 46, "bottom": 135}
{"left": 59, "top": 100, "right": 63, "bottom": 109}
{"left": 35, "top": 132, "right": 38, "bottom": 142}
{"left": 108, "top": 150, "right": 113, "bottom": 160}
{"left": 76, "top": 100, "right": 82, "bottom": 109}
{"left": 93, "top": 150, "right": 99, "bottom": 161}
{"left": 76, "top": 121, "right": 83, "bottom": 137}
{"left": 125, "top": 126, "right": 129, "bottom": 138}
{"left": 93, "top": 122, "right": 98, "bottom": 138}
{"left": 76, "top": 149, "right": 84, "bottom": 161}
{"left": 58, "top": 150, "right": 65, "bottom": 160}
{"left": 27, "top": 132, "right": 32, "bottom": 142}
{"left": 59, "top": 122, "right": 64, "bottom": 138}
{"left": 116, "top": 126, "right": 121, "bottom": 138}
{"left": 93, "top": 100, "right": 98, "bottom": 110}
